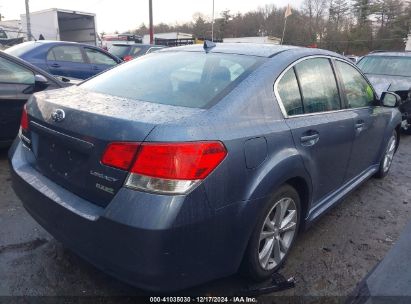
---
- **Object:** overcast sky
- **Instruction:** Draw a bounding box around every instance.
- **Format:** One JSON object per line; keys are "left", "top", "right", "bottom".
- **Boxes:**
{"left": 1, "top": 0, "right": 303, "bottom": 33}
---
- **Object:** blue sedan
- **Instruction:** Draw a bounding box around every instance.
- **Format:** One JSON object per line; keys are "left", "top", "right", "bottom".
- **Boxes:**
{"left": 9, "top": 43, "right": 402, "bottom": 291}
{"left": 5, "top": 41, "right": 121, "bottom": 80}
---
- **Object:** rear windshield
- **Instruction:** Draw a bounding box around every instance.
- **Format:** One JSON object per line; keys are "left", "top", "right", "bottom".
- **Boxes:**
{"left": 81, "top": 52, "right": 263, "bottom": 108}
{"left": 109, "top": 45, "right": 131, "bottom": 58}
{"left": 358, "top": 56, "right": 411, "bottom": 77}
{"left": 5, "top": 42, "right": 38, "bottom": 57}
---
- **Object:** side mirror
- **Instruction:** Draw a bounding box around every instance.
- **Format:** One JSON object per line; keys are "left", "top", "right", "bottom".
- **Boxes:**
{"left": 34, "top": 74, "right": 49, "bottom": 90}
{"left": 23, "top": 74, "right": 49, "bottom": 94}
{"left": 381, "top": 91, "right": 401, "bottom": 108}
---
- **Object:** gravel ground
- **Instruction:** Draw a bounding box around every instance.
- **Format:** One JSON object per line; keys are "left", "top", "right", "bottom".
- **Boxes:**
{"left": 0, "top": 135, "right": 410, "bottom": 300}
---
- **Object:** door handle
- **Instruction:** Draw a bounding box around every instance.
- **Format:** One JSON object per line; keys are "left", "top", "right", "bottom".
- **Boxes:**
{"left": 92, "top": 66, "right": 100, "bottom": 70}
{"left": 50, "top": 63, "right": 60, "bottom": 68}
{"left": 355, "top": 120, "right": 365, "bottom": 131}
{"left": 301, "top": 132, "right": 320, "bottom": 146}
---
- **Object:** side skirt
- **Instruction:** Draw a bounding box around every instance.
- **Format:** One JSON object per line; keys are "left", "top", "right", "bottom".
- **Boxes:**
{"left": 304, "top": 165, "right": 379, "bottom": 228}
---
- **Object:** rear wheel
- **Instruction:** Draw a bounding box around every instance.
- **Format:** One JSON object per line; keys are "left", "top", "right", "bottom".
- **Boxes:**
{"left": 243, "top": 184, "right": 300, "bottom": 281}
{"left": 375, "top": 130, "right": 397, "bottom": 179}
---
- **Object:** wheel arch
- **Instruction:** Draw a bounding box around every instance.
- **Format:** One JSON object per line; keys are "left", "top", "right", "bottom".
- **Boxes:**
{"left": 395, "top": 123, "right": 401, "bottom": 151}
{"left": 284, "top": 176, "right": 311, "bottom": 230}
{"left": 242, "top": 150, "right": 313, "bottom": 237}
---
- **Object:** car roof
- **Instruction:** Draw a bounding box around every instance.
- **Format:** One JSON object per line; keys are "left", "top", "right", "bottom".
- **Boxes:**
{"left": 160, "top": 43, "right": 341, "bottom": 58}
{"left": 364, "top": 51, "right": 411, "bottom": 57}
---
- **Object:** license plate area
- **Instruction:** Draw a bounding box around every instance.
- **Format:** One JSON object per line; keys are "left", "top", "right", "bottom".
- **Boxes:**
{"left": 37, "top": 137, "right": 87, "bottom": 179}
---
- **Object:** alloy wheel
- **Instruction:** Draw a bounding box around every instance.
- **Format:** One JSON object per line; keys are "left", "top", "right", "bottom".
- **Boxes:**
{"left": 258, "top": 197, "right": 297, "bottom": 270}
{"left": 383, "top": 135, "right": 396, "bottom": 173}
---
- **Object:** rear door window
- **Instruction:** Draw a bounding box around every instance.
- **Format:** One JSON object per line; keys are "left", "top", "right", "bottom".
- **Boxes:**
{"left": 295, "top": 58, "right": 341, "bottom": 114}
{"left": 84, "top": 48, "right": 117, "bottom": 66}
{"left": 47, "top": 46, "right": 85, "bottom": 63}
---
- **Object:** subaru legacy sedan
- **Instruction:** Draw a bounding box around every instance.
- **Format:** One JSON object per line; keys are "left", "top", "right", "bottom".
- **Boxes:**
{"left": 9, "top": 44, "right": 401, "bottom": 291}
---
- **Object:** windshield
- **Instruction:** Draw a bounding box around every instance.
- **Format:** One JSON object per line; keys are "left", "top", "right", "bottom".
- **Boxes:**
{"left": 358, "top": 56, "right": 411, "bottom": 77}
{"left": 109, "top": 45, "right": 131, "bottom": 58}
{"left": 5, "top": 42, "right": 38, "bottom": 57}
{"left": 81, "top": 52, "right": 263, "bottom": 109}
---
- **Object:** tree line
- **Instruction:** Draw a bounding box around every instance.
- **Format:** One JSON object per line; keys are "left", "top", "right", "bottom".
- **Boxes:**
{"left": 129, "top": 0, "right": 411, "bottom": 55}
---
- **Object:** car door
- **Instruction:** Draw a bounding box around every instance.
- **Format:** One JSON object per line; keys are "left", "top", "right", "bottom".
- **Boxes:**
{"left": 334, "top": 59, "right": 392, "bottom": 180}
{"left": 0, "top": 56, "right": 35, "bottom": 142}
{"left": 275, "top": 57, "right": 355, "bottom": 204}
{"left": 83, "top": 47, "right": 118, "bottom": 77}
{"left": 46, "top": 45, "right": 90, "bottom": 79}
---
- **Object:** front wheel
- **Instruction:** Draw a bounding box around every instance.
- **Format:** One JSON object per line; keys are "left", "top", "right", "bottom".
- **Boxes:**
{"left": 243, "top": 184, "right": 300, "bottom": 281}
{"left": 375, "top": 130, "right": 397, "bottom": 179}
{"left": 402, "top": 125, "right": 411, "bottom": 135}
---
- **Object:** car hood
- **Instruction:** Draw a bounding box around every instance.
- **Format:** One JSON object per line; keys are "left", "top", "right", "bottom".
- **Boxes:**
{"left": 365, "top": 74, "right": 411, "bottom": 97}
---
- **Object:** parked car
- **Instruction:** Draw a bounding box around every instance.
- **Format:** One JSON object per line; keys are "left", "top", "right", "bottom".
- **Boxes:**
{"left": 9, "top": 44, "right": 402, "bottom": 291}
{"left": 0, "top": 51, "right": 70, "bottom": 147}
{"left": 357, "top": 52, "right": 411, "bottom": 134}
{"left": 4, "top": 41, "right": 122, "bottom": 80}
{"left": 108, "top": 43, "right": 166, "bottom": 61}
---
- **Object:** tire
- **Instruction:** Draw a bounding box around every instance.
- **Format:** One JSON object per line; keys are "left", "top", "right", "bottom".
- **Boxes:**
{"left": 243, "top": 184, "right": 301, "bottom": 281}
{"left": 375, "top": 130, "right": 397, "bottom": 179}
{"left": 402, "top": 127, "right": 411, "bottom": 135}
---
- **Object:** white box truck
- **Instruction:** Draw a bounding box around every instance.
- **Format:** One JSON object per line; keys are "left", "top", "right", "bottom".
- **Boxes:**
{"left": 21, "top": 8, "right": 97, "bottom": 45}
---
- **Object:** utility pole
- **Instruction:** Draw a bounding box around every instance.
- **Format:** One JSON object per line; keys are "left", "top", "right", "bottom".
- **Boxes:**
{"left": 149, "top": 0, "right": 153, "bottom": 44}
{"left": 25, "top": 0, "right": 32, "bottom": 41}
{"left": 211, "top": 0, "right": 215, "bottom": 41}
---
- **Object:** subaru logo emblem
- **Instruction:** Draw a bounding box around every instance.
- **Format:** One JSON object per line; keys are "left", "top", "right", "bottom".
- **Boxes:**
{"left": 51, "top": 109, "right": 65, "bottom": 122}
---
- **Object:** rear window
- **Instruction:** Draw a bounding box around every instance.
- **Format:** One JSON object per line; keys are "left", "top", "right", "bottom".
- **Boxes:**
{"left": 5, "top": 42, "right": 38, "bottom": 57}
{"left": 81, "top": 52, "right": 263, "bottom": 108}
{"left": 358, "top": 56, "right": 411, "bottom": 77}
{"left": 109, "top": 45, "right": 131, "bottom": 58}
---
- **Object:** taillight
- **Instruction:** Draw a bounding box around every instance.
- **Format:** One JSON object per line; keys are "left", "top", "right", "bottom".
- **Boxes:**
{"left": 101, "top": 141, "right": 227, "bottom": 194}
{"left": 123, "top": 55, "right": 133, "bottom": 61}
{"left": 20, "top": 105, "right": 29, "bottom": 132}
{"left": 101, "top": 142, "right": 140, "bottom": 170}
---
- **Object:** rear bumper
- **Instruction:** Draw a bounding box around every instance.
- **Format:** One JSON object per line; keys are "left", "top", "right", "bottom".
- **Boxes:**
{"left": 9, "top": 141, "right": 261, "bottom": 292}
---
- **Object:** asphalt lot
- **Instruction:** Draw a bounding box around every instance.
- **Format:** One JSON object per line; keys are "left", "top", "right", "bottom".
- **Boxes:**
{"left": 1, "top": 135, "right": 410, "bottom": 299}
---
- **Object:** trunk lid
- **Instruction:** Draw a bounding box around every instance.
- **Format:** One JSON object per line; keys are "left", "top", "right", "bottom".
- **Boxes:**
{"left": 26, "top": 86, "right": 204, "bottom": 207}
